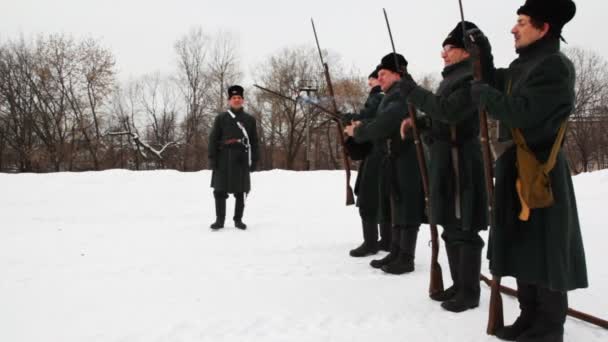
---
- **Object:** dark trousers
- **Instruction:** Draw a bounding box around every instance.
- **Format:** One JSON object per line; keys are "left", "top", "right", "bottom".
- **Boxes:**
{"left": 213, "top": 191, "right": 245, "bottom": 221}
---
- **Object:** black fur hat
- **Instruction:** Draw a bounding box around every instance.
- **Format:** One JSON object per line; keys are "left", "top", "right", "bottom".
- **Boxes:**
{"left": 442, "top": 21, "right": 479, "bottom": 48}
{"left": 378, "top": 53, "right": 408, "bottom": 76}
{"left": 517, "top": 0, "right": 576, "bottom": 38}
{"left": 368, "top": 65, "right": 380, "bottom": 79}
{"left": 227, "top": 85, "right": 244, "bottom": 99}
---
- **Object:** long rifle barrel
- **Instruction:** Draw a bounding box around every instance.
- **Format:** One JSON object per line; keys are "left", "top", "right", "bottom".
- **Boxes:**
{"left": 253, "top": 84, "right": 338, "bottom": 120}
{"left": 456, "top": 0, "right": 504, "bottom": 334}
{"left": 383, "top": 9, "right": 399, "bottom": 69}
{"left": 309, "top": 19, "right": 355, "bottom": 205}
{"left": 382, "top": 8, "right": 443, "bottom": 297}
{"left": 311, "top": 18, "right": 325, "bottom": 65}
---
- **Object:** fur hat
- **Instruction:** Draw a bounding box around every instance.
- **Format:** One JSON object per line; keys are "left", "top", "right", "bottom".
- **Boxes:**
{"left": 227, "top": 85, "right": 244, "bottom": 99}
{"left": 378, "top": 53, "right": 408, "bottom": 76}
{"left": 442, "top": 21, "right": 479, "bottom": 48}
{"left": 517, "top": 0, "right": 576, "bottom": 38}
{"left": 368, "top": 65, "right": 380, "bottom": 79}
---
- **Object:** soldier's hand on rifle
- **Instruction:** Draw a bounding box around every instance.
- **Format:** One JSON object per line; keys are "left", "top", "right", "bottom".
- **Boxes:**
{"left": 400, "top": 73, "right": 417, "bottom": 99}
{"left": 344, "top": 120, "right": 361, "bottom": 137}
{"left": 400, "top": 118, "right": 413, "bottom": 140}
{"left": 465, "top": 28, "right": 491, "bottom": 58}
{"left": 341, "top": 113, "right": 356, "bottom": 125}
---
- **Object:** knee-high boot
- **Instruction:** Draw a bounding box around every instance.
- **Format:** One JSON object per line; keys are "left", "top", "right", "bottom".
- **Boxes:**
{"left": 350, "top": 219, "right": 379, "bottom": 257}
{"left": 370, "top": 225, "right": 400, "bottom": 268}
{"left": 234, "top": 192, "right": 246, "bottom": 229}
{"left": 378, "top": 222, "right": 392, "bottom": 251}
{"left": 441, "top": 245, "right": 482, "bottom": 312}
{"left": 381, "top": 225, "right": 419, "bottom": 274}
{"left": 495, "top": 280, "right": 538, "bottom": 341}
{"left": 210, "top": 191, "right": 227, "bottom": 229}
{"left": 517, "top": 287, "right": 567, "bottom": 342}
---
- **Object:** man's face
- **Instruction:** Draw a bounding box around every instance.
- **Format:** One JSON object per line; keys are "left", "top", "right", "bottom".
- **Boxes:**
{"left": 377, "top": 69, "right": 401, "bottom": 91}
{"left": 511, "top": 14, "right": 548, "bottom": 50}
{"left": 368, "top": 77, "right": 380, "bottom": 88}
{"left": 441, "top": 45, "right": 470, "bottom": 67}
{"left": 228, "top": 95, "right": 244, "bottom": 109}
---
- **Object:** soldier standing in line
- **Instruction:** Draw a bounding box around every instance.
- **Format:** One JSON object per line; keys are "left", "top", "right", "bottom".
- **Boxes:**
{"left": 344, "top": 53, "right": 426, "bottom": 275}
{"left": 469, "top": 0, "right": 588, "bottom": 340}
{"left": 343, "top": 66, "right": 392, "bottom": 257}
{"left": 399, "top": 22, "right": 488, "bottom": 313}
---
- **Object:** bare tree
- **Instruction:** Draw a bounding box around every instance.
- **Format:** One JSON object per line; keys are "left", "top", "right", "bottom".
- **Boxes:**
{"left": 563, "top": 47, "right": 608, "bottom": 173}
{"left": 138, "top": 73, "right": 180, "bottom": 168}
{"left": 252, "top": 47, "right": 321, "bottom": 169}
{"left": 0, "top": 38, "right": 38, "bottom": 171}
{"left": 208, "top": 30, "right": 242, "bottom": 112}
{"left": 174, "top": 27, "right": 213, "bottom": 171}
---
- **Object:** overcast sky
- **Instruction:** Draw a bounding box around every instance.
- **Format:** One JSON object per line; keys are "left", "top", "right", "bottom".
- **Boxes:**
{"left": 1, "top": 0, "right": 605, "bottom": 85}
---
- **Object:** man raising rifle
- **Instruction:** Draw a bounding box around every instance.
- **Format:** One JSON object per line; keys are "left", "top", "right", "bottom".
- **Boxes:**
{"left": 469, "top": 1, "right": 588, "bottom": 340}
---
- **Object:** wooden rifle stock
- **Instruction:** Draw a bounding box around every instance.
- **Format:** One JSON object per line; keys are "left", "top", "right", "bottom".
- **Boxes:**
{"left": 407, "top": 104, "right": 444, "bottom": 297}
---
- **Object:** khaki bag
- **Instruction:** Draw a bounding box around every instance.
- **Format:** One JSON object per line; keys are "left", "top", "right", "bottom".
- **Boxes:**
{"left": 511, "top": 123, "right": 568, "bottom": 221}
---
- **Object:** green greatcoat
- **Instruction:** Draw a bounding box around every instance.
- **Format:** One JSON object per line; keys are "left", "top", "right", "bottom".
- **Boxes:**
{"left": 353, "top": 81, "right": 425, "bottom": 227}
{"left": 478, "top": 37, "right": 588, "bottom": 292}
{"left": 407, "top": 60, "right": 488, "bottom": 235}
{"left": 208, "top": 108, "right": 259, "bottom": 194}
{"left": 344, "top": 85, "right": 387, "bottom": 222}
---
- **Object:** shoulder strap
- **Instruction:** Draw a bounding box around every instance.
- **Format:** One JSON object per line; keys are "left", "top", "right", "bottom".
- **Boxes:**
{"left": 227, "top": 110, "right": 252, "bottom": 167}
{"left": 543, "top": 122, "right": 568, "bottom": 173}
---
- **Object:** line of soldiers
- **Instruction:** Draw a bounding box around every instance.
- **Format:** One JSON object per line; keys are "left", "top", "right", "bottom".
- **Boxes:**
{"left": 343, "top": 1, "right": 587, "bottom": 341}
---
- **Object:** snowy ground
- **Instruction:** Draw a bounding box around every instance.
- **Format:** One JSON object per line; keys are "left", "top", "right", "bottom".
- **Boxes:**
{"left": 1, "top": 169, "right": 606, "bottom": 342}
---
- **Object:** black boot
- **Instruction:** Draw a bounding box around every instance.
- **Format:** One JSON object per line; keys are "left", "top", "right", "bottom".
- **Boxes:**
{"left": 233, "top": 193, "right": 247, "bottom": 230}
{"left": 495, "top": 280, "right": 537, "bottom": 341}
{"left": 350, "top": 219, "right": 379, "bottom": 257}
{"left": 210, "top": 191, "right": 227, "bottom": 229}
{"left": 441, "top": 245, "right": 482, "bottom": 312}
{"left": 370, "top": 226, "right": 400, "bottom": 268}
{"left": 516, "top": 287, "right": 566, "bottom": 342}
{"left": 431, "top": 243, "right": 459, "bottom": 302}
{"left": 378, "top": 222, "right": 392, "bottom": 251}
{"left": 381, "top": 225, "right": 419, "bottom": 274}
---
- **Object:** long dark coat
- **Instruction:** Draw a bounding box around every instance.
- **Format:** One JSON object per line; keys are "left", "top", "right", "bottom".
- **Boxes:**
{"left": 479, "top": 37, "right": 588, "bottom": 291}
{"left": 354, "top": 81, "right": 426, "bottom": 227}
{"left": 208, "top": 108, "right": 259, "bottom": 194}
{"left": 344, "top": 86, "right": 386, "bottom": 222}
{"left": 407, "top": 60, "right": 488, "bottom": 233}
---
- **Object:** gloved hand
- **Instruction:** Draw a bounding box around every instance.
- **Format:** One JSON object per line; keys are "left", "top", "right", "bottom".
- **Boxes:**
{"left": 341, "top": 113, "right": 357, "bottom": 125}
{"left": 400, "top": 73, "right": 417, "bottom": 99}
{"left": 250, "top": 161, "right": 257, "bottom": 172}
{"left": 464, "top": 28, "right": 492, "bottom": 58}
{"left": 209, "top": 158, "right": 216, "bottom": 170}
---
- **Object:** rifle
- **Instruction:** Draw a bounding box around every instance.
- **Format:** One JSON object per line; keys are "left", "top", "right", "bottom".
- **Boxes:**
{"left": 457, "top": 0, "right": 503, "bottom": 334}
{"left": 479, "top": 275, "right": 608, "bottom": 329}
{"left": 253, "top": 84, "right": 339, "bottom": 120}
{"left": 382, "top": 8, "right": 443, "bottom": 297}
{"left": 311, "top": 18, "right": 355, "bottom": 206}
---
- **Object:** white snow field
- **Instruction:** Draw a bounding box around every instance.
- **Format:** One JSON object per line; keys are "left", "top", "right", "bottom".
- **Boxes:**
{"left": 1, "top": 169, "right": 606, "bottom": 342}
